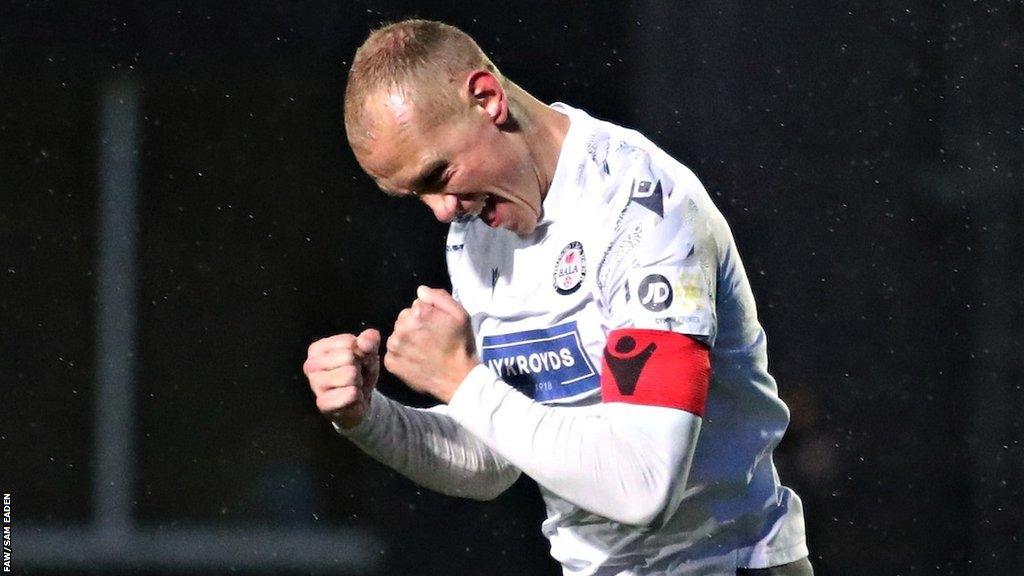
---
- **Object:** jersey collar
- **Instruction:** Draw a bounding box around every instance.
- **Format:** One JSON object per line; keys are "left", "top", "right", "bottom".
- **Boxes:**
{"left": 538, "top": 103, "right": 590, "bottom": 228}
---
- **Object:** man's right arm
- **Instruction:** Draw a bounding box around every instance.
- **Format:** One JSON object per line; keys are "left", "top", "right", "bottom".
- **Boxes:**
{"left": 336, "top": 389, "right": 521, "bottom": 501}
{"left": 305, "top": 330, "right": 520, "bottom": 501}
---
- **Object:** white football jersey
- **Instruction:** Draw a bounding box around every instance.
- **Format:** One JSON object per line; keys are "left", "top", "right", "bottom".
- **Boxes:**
{"left": 444, "top": 104, "right": 808, "bottom": 574}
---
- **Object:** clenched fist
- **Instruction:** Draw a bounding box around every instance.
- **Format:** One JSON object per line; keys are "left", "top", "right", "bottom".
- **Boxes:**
{"left": 384, "top": 286, "right": 479, "bottom": 403}
{"left": 304, "top": 328, "right": 380, "bottom": 429}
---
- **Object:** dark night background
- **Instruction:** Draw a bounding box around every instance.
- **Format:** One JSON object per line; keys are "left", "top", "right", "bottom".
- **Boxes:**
{"left": 1, "top": 1, "right": 1021, "bottom": 575}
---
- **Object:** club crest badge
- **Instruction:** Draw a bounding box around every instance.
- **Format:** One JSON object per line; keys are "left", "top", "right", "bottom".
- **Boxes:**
{"left": 553, "top": 241, "right": 586, "bottom": 295}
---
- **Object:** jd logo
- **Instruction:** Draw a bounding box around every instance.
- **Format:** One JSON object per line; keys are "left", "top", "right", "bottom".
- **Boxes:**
{"left": 638, "top": 273, "right": 672, "bottom": 312}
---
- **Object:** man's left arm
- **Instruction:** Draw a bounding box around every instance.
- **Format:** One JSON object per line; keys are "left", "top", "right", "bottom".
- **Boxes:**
{"left": 445, "top": 329, "right": 709, "bottom": 528}
{"left": 387, "top": 287, "right": 710, "bottom": 528}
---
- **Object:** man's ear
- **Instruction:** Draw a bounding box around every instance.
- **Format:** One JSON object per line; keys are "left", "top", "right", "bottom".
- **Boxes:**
{"left": 465, "top": 70, "right": 508, "bottom": 125}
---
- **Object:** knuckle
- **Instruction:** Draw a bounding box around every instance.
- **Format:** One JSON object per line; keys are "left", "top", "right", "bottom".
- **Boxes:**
{"left": 330, "top": 334, "right": 355, "bottom": 350}
{"left": 309, "top": 373, "right": 330, "bottom": 395}
{"left": 309, "top": 333, "right": 355, "bottom": 357}
{"left": 308, "top": 339, "right": 326, "bottom": 357}
{"left": 325, "top": 348, "right": 353, "bottom": 367}
{"left": 302, "top": 357, "right": 319, "bottom": 375}
{"left": 318, "top": 367, "right": 352, "bottom": 389}
{"left": 337, "top": 364, "right": 359, "bottom": 382}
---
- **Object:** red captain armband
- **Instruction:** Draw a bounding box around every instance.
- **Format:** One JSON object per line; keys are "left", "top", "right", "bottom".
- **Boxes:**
{"left": 600, "top": 329, "right": 710, "bottom": 416}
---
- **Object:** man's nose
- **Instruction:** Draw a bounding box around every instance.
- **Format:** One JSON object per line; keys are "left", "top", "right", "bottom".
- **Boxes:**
{"left": 424, "top": 194, "right": 466, "bottom": 223}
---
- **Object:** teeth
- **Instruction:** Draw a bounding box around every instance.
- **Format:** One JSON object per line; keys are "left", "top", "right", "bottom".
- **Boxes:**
{"left": 472, "top": 195, "right": 485, "bottom": 216}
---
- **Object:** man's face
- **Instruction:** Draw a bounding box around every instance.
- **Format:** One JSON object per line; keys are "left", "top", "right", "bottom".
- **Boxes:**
{"left": 352, "top": 90, "right": 544, "bottom": 235}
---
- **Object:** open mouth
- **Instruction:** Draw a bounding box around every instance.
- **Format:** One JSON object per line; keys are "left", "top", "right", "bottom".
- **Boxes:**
{"left": 480, "top": 194, "right": 500, "bottom": 228}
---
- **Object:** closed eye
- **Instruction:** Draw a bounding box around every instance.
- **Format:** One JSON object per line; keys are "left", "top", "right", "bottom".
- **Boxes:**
{"left": 412, "top": 160, "right": 449, "bottom": 194}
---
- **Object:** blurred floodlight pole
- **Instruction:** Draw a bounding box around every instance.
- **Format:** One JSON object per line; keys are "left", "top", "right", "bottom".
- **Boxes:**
{"left": 95, "top": 77, "right": 140, "bottom": 550}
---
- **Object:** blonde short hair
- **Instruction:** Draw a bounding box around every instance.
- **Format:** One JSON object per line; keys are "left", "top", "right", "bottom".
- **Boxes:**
{"left": 344, "top": 19, "right": 502, "bottom": 150}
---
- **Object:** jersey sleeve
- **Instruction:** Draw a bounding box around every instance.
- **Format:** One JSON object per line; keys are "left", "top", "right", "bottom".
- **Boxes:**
{"left": 446, "top": 365, "right": 699, "bottom": 527}
{"left": 336, "top": 388, "right": 521, "bottom": 501}
{"left": 596, "top": 147, "right": 719, "bottom": 347}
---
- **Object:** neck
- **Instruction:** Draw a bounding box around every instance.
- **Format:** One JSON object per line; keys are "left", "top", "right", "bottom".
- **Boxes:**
{"left": 506, "top": 83, "right": 570, "bottom": 202}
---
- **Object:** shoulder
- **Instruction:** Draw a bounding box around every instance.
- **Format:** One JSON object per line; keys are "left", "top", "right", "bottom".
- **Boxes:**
{"left": 604, "top": 129, "right": 709, "bottom": 214}
{"left": 589, "top": 131, "right": 725, "bottom": 293}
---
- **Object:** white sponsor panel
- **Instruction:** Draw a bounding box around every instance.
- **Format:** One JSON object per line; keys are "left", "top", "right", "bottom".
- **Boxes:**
{"left": 626, "top": 265, "right": 712, "bottom": 336}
